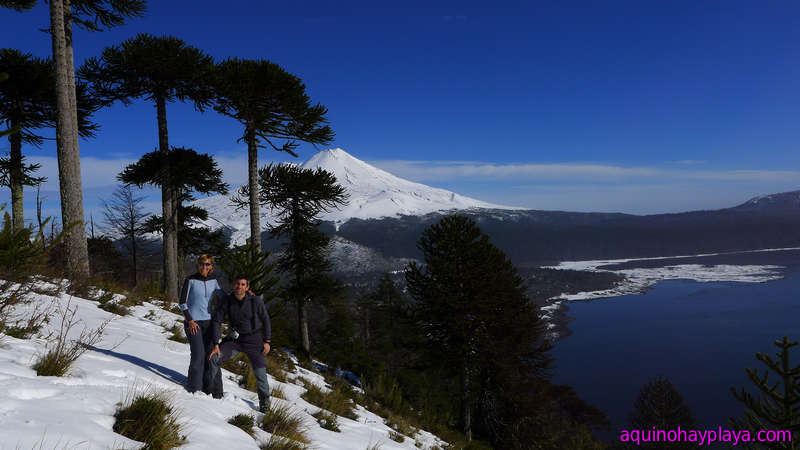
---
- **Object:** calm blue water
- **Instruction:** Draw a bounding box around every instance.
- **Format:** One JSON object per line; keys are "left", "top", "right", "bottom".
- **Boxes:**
{"left": 552, "top": 263, "right": 800, "bottom": 434}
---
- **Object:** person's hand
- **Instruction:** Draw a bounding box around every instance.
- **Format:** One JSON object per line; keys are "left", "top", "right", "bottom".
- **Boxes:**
{"left": 188, "top": 320, "right": 199, "bottom": 336}
{"left": 262, "top": 342, "right": 271, "bottom": 356}
{"left": 208, "top": 345, "right": 220, "bottom": 361}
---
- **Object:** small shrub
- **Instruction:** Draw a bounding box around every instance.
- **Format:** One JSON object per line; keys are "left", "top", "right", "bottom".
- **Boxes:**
{"left": 144, "top": 309, "right": 157, "bottom": 321}
{"left": 164, "top": 323, "right": 188, "bottom": 344}
{"left": 365, "top": 443, "right": 382, "bottom": 450}
{"left": 267, "top": 355, "right": 288, "bottom": 382}
{"left": 228, "top": 413, "right": 256, "bottom": 436}
{"left": 312, "top": 409, "right": 340, "bottom": 432}
{"left": 260, "top": 434, "right": 307, "bottom": 450}
{"left": 33, "top": 300, "right": 109, "bottom": 376}
{"left": 113, "top": 390, "right": 184, "bottom": 449}
{"left": 271, "top": 385, "right": 286, "bottom": 400}
{"left": 99, "top": 301, "right": 131, "bottom": 316}
{"left": 301, "top": 383, "right": 358, "bottom": 420}
{"left": 388, "top": 430, "right": 405, "bottom": 443}
{"left": 386, "top": 413, "right": 417, "bottom": 438}
{"left": 261, "top": 403, "right": 310, "bottom": 444}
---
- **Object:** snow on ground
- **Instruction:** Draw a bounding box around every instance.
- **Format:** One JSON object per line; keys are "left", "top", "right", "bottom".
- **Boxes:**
{"left": 0, "top": 284, "right": 445, "bottom": 449}
{"left": 545, "top": 247, "right": 794, "bottom": 302}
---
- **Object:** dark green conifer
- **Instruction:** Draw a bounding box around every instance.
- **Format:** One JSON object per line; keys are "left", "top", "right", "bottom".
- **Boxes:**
{"left": 0, "top": 49, "right": 97, "bottom": 230}
{"left": 235, "top": 163, "right": 347, "bottom": 360}
{"left": 212, "top": 58, "right": 334, "bottom": 253}
{"left": 80, "top": 33, "right": 213, "bottom": 300}
{"left": 730, "top": 336, "right": 800, "bottom": 448}
{"left": 405, "top": 214, "right": 553, "bottom": 443}
{"left": 118, "top": 147, "right": 228, "bottom": 281}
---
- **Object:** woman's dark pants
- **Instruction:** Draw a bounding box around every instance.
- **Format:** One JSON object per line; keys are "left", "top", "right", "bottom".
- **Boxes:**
{"left": 185, "top": 319, "right": 222, "bottom": 397}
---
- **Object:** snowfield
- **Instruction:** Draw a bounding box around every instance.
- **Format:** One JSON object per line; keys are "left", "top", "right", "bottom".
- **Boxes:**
{"left": 0, "top": 285, "right": 446, "bottom": 449}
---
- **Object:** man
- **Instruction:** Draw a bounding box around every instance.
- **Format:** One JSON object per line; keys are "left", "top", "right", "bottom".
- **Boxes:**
{"left": 179, "top": 254, "right": 224, "bottom": 396}
{"left": 208, "top": 274, "right": 272, "bottom": 412}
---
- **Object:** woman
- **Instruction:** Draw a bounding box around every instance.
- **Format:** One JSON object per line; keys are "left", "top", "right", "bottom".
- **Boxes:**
{"left": 179, "top": 254, "right": 225, "bottom": 396}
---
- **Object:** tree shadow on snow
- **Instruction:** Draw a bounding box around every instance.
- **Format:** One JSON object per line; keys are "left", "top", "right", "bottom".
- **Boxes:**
{"left": 88, "top": 346, "right": 186, "bottom": 386}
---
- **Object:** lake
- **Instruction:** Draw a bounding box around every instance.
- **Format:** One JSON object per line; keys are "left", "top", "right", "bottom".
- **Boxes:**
{"left": 552, "top": 256, "right": 800, "bottom": 439}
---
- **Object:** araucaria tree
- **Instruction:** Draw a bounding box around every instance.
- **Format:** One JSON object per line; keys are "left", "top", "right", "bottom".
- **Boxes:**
{"left": 118, "top": 147, "right": 228, "bottom": 287}
{"left": 81, "top": 33, "right": 213, "bottom": 299}
{"left": 212, "top": 58, "right": 334, "bottom": 253}
{"left": 2, "top": 0, "right": 146, "bottom": 277}
{"left": 235, "top": 163, "right": 347, "bottom": 359}
{"left": 102, "top": 185, "right": 147, "bottom": 286}
{"left": 627, "top": 375, "right": 697, "bottom": 449}
{"left": 405, "top": 215, "right": 553, "bottom": 443}
{"left": 0, "top": 48, "right": 97, "bottom": 231}
{"left": 730, "top": 336, "right": 800, "bottom": 448}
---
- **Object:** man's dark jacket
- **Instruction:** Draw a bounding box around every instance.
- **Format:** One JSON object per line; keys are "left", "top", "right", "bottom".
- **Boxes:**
{"left": 210, "top": 292, "right": 271, "bottom": 345}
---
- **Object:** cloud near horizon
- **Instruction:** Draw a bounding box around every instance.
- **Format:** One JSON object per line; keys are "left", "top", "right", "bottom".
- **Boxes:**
{"left": 11, "top": 155, "right": 800, "bottom": 220}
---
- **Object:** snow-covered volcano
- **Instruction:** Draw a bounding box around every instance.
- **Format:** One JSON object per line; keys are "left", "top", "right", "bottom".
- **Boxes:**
{"left": 192, "top": 148, "right": 520, "bottom": 244}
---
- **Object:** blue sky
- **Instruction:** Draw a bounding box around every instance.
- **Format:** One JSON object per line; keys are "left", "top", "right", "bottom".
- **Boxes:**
{"left": 2, "top": 1, "right": 800, "bottom": 224}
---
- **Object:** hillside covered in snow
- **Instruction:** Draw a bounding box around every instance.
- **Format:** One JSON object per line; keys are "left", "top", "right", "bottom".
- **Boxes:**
{"left": 0, "top": 282, "right": 446, "bottom": 449}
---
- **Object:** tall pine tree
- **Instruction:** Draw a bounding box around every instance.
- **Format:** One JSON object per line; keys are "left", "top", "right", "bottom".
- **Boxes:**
{"left": 80, "top": 33, "right": 213, "bottom": 300}
{"left": 2, "top": 0, "right": 146, "bottom": 277}
{"left": 730, "top": 336, "right": 800, "bottom": 449}
{"left": 0, "top": 48, "right": 97, "bottom": 231}
{"left": 118, "top": 147, "right": 227, "bottom": 287}
{"left": 212, "top": 58, "right": 333, "bottom": 253}
{"left": 405, "top": 214, "right": 552, "bottom": 443}
{"left": 235, "top": 162, "right": 347, "bottom": 360}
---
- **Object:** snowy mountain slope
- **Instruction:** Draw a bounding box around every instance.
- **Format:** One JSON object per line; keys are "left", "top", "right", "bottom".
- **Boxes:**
{"left": 192, "top": 148, "right": 522, "bottom": 245}
{"left": 0, "top": 286, "right": 445, "bottom": 449}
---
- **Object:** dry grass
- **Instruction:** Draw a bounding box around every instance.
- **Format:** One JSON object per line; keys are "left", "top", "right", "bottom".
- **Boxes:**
{"left": 33, "top": 299, "right": 109, "bottom": 376}
{"left": 163, "top": 322, "right": 188, "bottom": 344}
{"left": 271, "top": 385, "right": 286, "bottom": 400}
{"left": 261, "top": 403, "right": 310, "bottom": 445}
{"left": 113, "top": 390, "right": 184, "bottom": 449}
{"left": 301, "top": 382, "right": 358, "bottom": 421}
{"left": 260, "top": 434, "right": 308, "bottom": 450}
{"left": 228, "top": 413, "right": 256, "bottom": 436}
{"left": 311, "top": 409, "right": 340, "bottom": 432}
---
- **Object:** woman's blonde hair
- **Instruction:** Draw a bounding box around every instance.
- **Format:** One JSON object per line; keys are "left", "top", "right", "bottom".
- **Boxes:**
{"left": 197, "top": 254, "right": 214, "bottom": 265}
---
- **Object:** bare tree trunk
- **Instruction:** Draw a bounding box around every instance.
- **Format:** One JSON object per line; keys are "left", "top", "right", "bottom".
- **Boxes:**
{"left": 298, "top": 297, "right": 310, "bottom": 359}
{"left": 49, "top": 0, "right": 89, "bottom": 278}
{"left": 8, "top": 127, "right": 23, "bottom": 231}
{"left": 36, "top": 183, "right": 44, "bottom": 241}
{"left": 246, "top": 127, "right": 261, "bottom": 252}
{"left": 155, "top": 95, "right": 178, "bottom": 301}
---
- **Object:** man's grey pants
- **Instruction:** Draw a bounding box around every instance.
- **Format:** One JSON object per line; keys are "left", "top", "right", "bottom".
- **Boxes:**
{"left": 208, "top": 334, "right": 270, "bottom": 410}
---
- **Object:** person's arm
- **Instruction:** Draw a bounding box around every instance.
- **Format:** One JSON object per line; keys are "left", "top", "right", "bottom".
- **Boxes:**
{"left": 178, "top": 278, "right": 193, "bottom": 321}
{"left": 258, "top": 297, "right": 271, "bottom": 355}
{"left": 179, "top": 278, "right": 199, "bottom": 335}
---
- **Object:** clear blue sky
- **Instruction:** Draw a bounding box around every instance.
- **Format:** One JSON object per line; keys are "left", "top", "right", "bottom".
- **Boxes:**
{"left": 2, "top": 1, "right": 800, "bottom": 222}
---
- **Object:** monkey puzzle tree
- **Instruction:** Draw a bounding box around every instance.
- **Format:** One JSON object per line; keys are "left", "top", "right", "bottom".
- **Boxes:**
{"left": 730, "top": 336, "right": 800, "bottom": 449}
{"left": 2, "top": 0, "right": 145, "bottom": 277}
{"left": 81, "top": 33, "right": 214, "bottom": 299}
{"left": 235, "top": 163, "right": 347, "bottom": 360}
{"left": 405, "top": 215, "right": 553, "bottom": 442}
{"left": 118, "top": 147, "right": 228, "bottom": 291}
{"left": 212, "top": 58, "right": 334, "bottom": 253}
{"left": 0, "top": 49, "right": 97, "bottom": 231}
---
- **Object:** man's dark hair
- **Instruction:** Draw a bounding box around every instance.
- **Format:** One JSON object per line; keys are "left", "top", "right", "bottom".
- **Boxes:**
{"left": 233, "top": 274, "right": 249, "bottom": 284}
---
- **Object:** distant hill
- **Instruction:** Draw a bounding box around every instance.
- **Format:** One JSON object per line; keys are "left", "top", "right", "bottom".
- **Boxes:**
{"left": 192, "top": 149, "right": 800, "bottom": 271}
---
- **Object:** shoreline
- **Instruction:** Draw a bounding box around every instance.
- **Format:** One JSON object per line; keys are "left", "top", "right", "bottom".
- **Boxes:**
{"left": 543, "top": 247, "right": 797, "bottom": 340}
